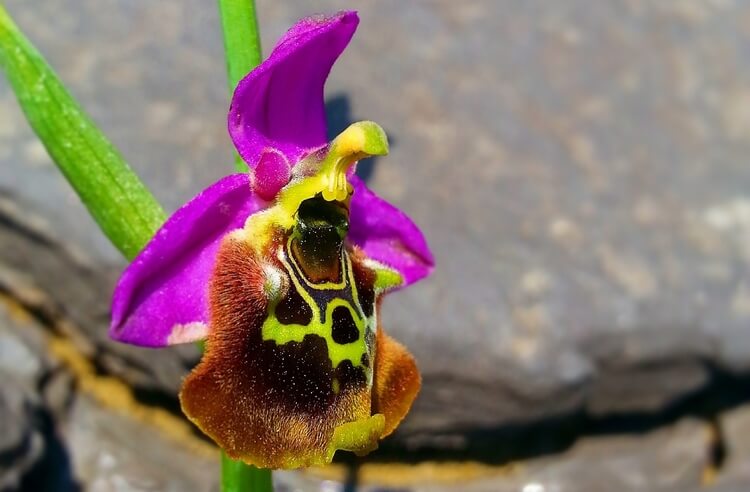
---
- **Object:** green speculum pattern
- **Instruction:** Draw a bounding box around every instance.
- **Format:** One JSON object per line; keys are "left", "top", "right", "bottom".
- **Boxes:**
{"left": 261, "top": 195, "right": 376, "bottom": 389}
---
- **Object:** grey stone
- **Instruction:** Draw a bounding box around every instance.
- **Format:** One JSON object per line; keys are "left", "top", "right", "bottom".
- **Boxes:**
{"left": 503, "top": 418, "right": 710, "bottom": 492}
{"left": 65, "top": 395, "right": 218, "bottom": 492}
{"left": 0, "top": 375, "right": 44, "bottom": 491}
{"left": 711, "top": 405, "right": 750, "bottom": 490}
{"left": 0, "top": 287, "right": 77, "bottom": 491}
{"left": 260, "top": 0, "right": 750, "bottom": 441}
{"left": 703, "top": 485, "right": 750, "bottom": 492}
{"left": 0, "top": 313, "right": 46, "bottom": 384}
{"left": 41, "top": 368, "right": 75, "bottom": 418}
{"left": 1, "top": 0, "right": 749, "bottom": 467}
{"left": 0, "top": 191, "right": 200, "bottom": 397}
{"left": 0, "top": 274, "right": 214, "bottom": 491}
{"left": 278, "top": 418, "right": 710, "bottom": 492}
{"left": 0, "top": 294, "right": 54, "bottom": 490}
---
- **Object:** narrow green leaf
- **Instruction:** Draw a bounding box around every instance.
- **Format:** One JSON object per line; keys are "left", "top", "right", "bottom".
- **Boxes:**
{"left": 217, "top": 0, "right": 262, "bottom": 172}
{"left": 0, "top": 6, "right": 165, "bottom": 260}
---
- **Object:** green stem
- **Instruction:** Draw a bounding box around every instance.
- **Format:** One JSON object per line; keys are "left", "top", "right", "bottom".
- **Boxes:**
{"left": 217, "top": 1, "right": 272, "bottom": 490}
{"left": 218, "top": 0, "right": 262, "bottom": 92}
{"left": 221, "top": 451, "right": 273, "bottom": 492}
{"left": 218, "top": 0, "right": 262, "bottom": 172}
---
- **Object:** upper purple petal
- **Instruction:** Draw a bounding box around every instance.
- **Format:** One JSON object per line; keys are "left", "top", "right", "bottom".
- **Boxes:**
{"left": 348, "top": 175, "right": 434, "bottom": 287}
{"left": 110, "top": 173, "right": 265, "bottom": 347}
{"left": 228, "top": 11, "right": 359, "bottom": 171}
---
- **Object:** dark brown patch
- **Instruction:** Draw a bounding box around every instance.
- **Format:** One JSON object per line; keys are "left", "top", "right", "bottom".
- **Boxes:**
{"left": 361, "top": 353, "right": 370, "bottom": 368}
{"left": 259, "top": 333, "right": 334, "bottom": 411}
{"left": 201, "top": 236, "right": 336, "bottom": 412}
{"left": 335, "top": 359, "right": 367, "bottom": 390}
{"left": 181, "top": 235, "right": 376, "bottom": 468}
{"left": 331, "top": 305, "right": 359, "bottom": 344}
{"left": 349, "top": 249, "right": 376, "bottom": 318}
{"left": 275, "top": 282, "right": 313, "bottom": 325}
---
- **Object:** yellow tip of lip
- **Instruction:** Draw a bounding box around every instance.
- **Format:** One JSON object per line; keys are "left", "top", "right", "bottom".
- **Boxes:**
{"left": 335, "top": 125, "right": 366, "bottom": 157}
{"left": 321, "top": 121, "right": 389, "bottom": 202}
{"left": 333, "top": 121, "right": 389, "bottom": 157}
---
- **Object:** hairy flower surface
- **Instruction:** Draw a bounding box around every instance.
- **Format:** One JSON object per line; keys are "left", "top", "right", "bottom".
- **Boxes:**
{"left": 110, "top": 11, "right": 433, "bottom": 469}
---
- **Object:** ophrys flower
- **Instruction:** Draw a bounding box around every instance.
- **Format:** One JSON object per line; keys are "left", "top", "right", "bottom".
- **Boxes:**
{"left": 110, "top": 11, "right": 433, "bottom": 469}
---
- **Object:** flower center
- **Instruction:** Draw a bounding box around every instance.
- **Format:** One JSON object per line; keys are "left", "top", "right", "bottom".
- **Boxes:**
{"left": 238, "top": 121, "right": 389, "bottom": 254}
{"left": 291, "top": 195, "right": 349, "bottom": 283}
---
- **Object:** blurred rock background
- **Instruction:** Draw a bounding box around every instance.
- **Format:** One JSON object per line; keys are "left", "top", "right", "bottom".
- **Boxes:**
{"left": 1, "top": 0, "right": 749, "bottom": 491}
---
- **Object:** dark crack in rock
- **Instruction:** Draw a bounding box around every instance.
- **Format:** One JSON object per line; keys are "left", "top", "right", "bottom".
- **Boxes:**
{"left": 0, "top": 288, "right": 213, "bottom": 491}
{"left": 710, "top": 406, "right": 750, "bottom": 491}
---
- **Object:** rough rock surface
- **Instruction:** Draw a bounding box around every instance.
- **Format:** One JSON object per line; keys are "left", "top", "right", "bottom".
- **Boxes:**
{"left": 0, "top": 193, "right": 200, "bottom": 397}
{"left": 1, "top": 0, "right": 750, "bottom": 490}
{"left": 66, "top": 396, "right": 218, "bottom": 492}
{"left": 0, "top": 291, "right": 223, "bottom": 492}
{"left": 710, "top": 406, "right": 750, "bottom": 491}
{"left": 0, "top": 376, "right": 44, "bottom": 491}
{"left": 285, "top": 418, "right": 711, "bottom": 492}
{"left": 0, "top": 297, "right": 61, "bottom": 490}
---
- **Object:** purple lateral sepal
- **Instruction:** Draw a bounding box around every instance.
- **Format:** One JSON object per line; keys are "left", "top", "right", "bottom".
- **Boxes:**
{"left": 228, "top": 11, "right": 359, "bottom": 172}
{"left": 348, "top": 175, "right": 434, "bottom": 286}
{"left": 110, "top": 173, "right": 264, "bottom": 347}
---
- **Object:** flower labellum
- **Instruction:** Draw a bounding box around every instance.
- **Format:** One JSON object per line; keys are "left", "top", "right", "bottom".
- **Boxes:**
{"left": 110, "top": 11, "right": 434, "bottom": 469}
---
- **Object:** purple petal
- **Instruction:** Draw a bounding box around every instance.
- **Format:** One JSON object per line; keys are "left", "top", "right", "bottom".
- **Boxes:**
{"left": 348, "top": 176, "right": 434, "bottom": 287}
{"left": 110, "top": 174, "right": 265, "bottom": 347}
{"left": 228, "top": 11, "right": 359, "bottom": 168}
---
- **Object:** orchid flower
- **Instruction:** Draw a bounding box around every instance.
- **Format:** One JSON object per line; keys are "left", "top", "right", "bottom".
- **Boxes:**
{"left": 109, "top": 11, "right": 434, "bottom": 469}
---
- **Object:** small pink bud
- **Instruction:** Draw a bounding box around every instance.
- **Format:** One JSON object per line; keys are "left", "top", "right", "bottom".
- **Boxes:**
{"left": 252, "top": 149, "right": 291, "bottom": 201}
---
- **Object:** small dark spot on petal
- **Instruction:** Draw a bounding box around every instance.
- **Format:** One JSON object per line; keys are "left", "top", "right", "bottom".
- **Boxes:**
{"left": 331, "top": 306, "right": 359, "bottom": 344}
{"left": 351, "top": 259, "right": 376, "bottom": 318}
{"left": 276, "top": 285, "right": 313, "bottom": 325}
{"left": 335, "top": 359, "right": 367, "bottom": 389}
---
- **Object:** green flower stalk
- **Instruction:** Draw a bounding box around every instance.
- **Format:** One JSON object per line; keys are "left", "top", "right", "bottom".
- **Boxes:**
{"left": 217, "top": 0, "right": 272, "bottom": 488}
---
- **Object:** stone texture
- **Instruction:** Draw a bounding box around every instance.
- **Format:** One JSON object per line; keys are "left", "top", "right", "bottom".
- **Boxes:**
{"left": 257, "top": 0, "right": 750, "bottom": 443}
{"left": 0, "top": 192, "right": 200, "bottom": 397}
{"left": 1, "top": 0, "right": 750, "bottom": 481}
{"left": 0, "top": 300, "right": 56, "bottom": 491}
{"left": 0, "top": 284, "right": 221, "bottom": 491}
{"left": 0, "top": 376, "right": 44, "bottom": 492}
{"left": 279, "top": 418, "right": 711, "bottom": 492}
{"left": 503, "top": 419, "right": 710, "bottom": 492}
{"left": 65, "top": 395, "right": 218, "bottom": 492}
{"left": 710, "top": 406, "right": 750, "bottom": 490}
